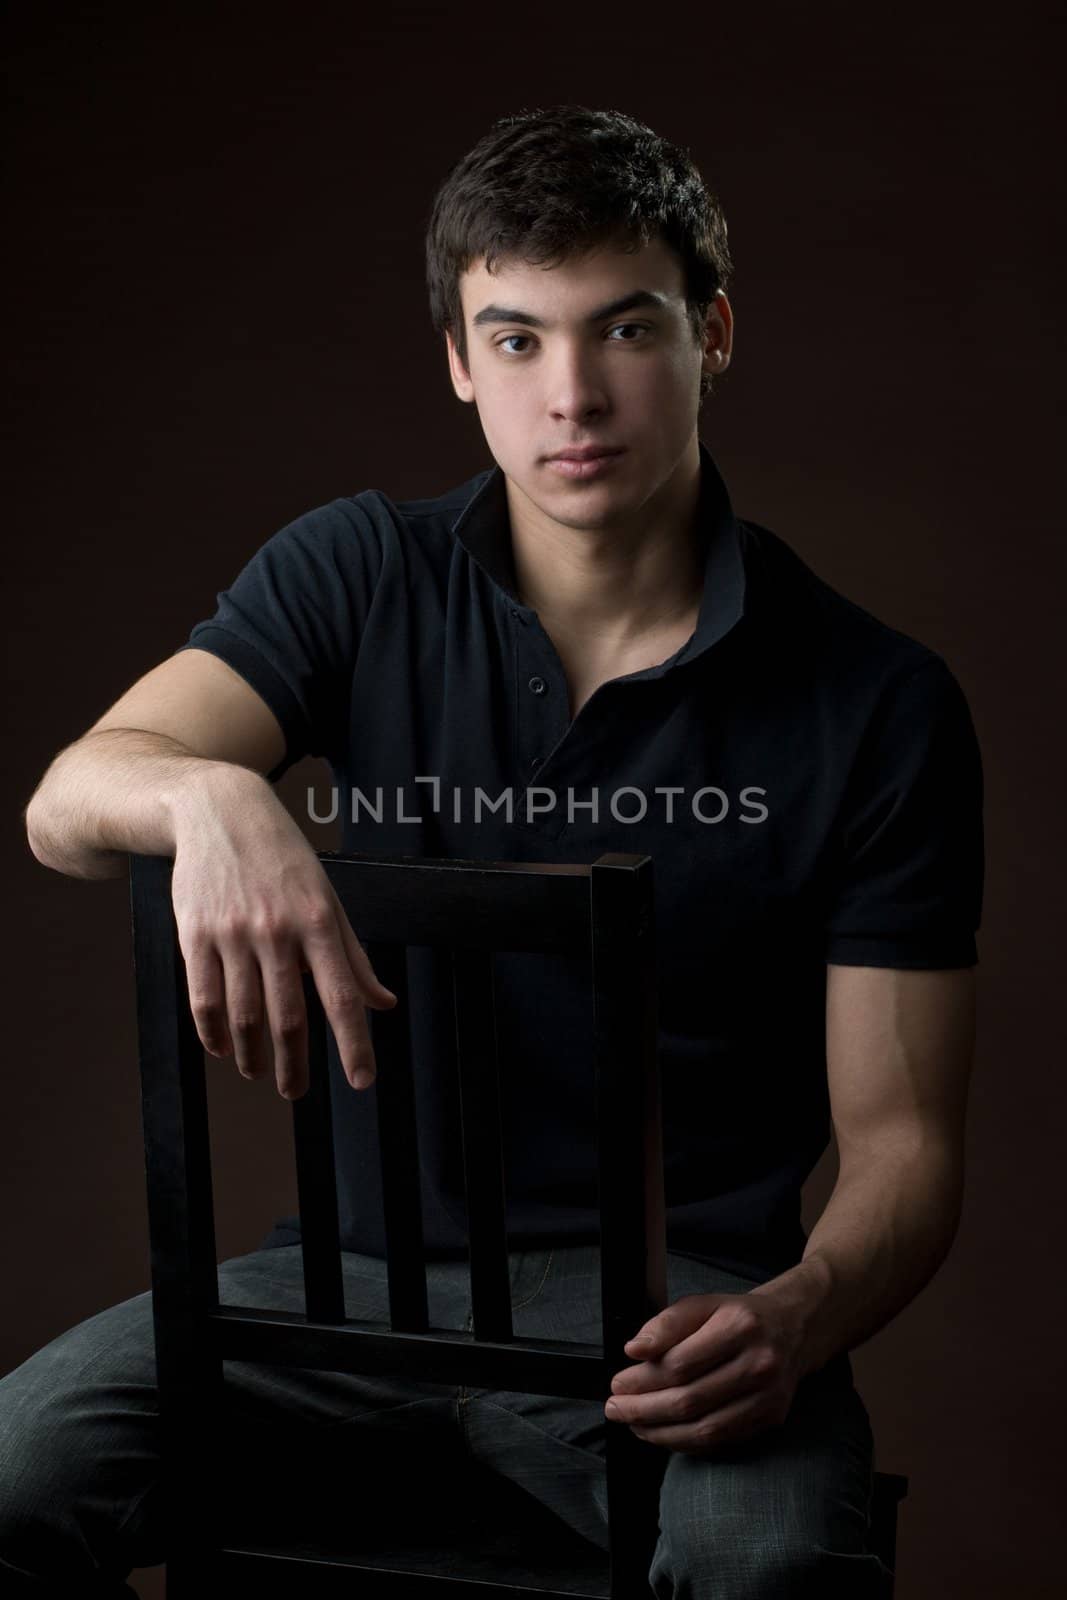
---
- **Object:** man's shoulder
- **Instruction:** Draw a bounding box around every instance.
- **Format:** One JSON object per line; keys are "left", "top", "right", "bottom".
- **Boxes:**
{"left": 739, "top": 517, "right": 945, "bottom": 688}
{"left": 389, "top": 466, "right": 492, "bottom": 525}
{"left": 311, "top": 466, "right": 491, "bottom": 563}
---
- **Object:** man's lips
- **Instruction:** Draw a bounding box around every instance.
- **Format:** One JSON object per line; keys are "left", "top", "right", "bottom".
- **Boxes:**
{"left": 544, "top": 449, "right": 627, "bottom": 479}
{"left": 546, "top": 447, "right": 625, "bottom": 461}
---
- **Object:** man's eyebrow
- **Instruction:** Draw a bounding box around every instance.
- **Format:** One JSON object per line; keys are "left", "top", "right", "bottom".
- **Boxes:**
{"left": 471, "top": 288, "right": 671, "bottom": 330}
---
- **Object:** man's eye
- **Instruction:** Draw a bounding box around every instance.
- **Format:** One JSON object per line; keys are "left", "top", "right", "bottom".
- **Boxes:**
{"left": 607, "top": 323, "right": 648, "bottom": 341}
{"left": 495, "top": 324, "right": 649, "bottom": 356}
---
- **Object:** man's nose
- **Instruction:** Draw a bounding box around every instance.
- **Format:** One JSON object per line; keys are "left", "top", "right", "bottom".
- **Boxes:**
{"left": 545, "top": 347, "right": 610, "bottom": 418}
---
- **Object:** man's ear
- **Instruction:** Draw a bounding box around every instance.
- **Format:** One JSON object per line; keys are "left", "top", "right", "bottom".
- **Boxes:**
{"left": 445, "top": 329, "right": 476, "bottom": 403}
{"left": 702, "top": 289, "right": 733, "bottom": 375}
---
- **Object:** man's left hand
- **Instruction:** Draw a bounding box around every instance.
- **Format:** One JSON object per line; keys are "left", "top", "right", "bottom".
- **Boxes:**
{"left": 604, "top": 1288, "right": 808, "bottom": 1455}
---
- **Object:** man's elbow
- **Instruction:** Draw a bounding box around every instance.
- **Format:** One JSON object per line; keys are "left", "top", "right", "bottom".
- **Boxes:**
{"left": 24, "top": 794, "right": 125, "bottom": 880}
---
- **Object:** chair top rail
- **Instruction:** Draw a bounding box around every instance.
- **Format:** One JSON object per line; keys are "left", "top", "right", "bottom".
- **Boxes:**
{"left": 128, "top": 849, "right": 651, "bottom": 955}
{"left": 316, "top": 849, "right": 649, "bottom": 953}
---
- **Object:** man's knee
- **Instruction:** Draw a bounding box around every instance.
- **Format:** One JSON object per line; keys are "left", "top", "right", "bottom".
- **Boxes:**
{"left": 650, "top": 1524, "right": 884, "bottom": 1599}
{"left": 647, "top": 1438, "right": 881, "bottom": 1599}
{"left": 0, "top": 1293, "right": 159, "bottom": 1583}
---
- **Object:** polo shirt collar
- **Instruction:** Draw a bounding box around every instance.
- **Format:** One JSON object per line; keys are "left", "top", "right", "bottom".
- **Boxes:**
{"left": 449, "top": 436, "right": 747, "bottom": 664}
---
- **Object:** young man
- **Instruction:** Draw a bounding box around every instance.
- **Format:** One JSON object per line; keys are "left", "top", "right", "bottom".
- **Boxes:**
{"left": 10, "top": 106, "right": 982, "bottom": 1596}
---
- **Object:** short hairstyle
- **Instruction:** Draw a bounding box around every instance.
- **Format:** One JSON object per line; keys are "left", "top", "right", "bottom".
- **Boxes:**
{"left": 424, "top": 104, "right": 733, "bottom": 405}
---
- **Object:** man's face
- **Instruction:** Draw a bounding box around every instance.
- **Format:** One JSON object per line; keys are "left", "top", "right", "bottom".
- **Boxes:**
{"left": 446, "top": 235, "right": 730, "bottom": 530}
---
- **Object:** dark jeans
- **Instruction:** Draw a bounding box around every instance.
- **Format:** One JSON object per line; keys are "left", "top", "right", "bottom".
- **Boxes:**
{"left": 0, "top": 1243, "right": 890, "bottom": 1597}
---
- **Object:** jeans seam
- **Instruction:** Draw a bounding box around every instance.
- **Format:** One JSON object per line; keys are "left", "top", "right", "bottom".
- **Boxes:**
{"left": 114, "top": 1477, "right": 159, "bottom": 1542}
{"left": 0, "top": 1550, "right": 37, "bottom": 1582}
{"left": 457, "top": 1303, "right": 475, "bottom": 1425}
{"left": 469, "top": 1397, "right": 607, "bottom": 1465}
{"left": 457, "top": 1250, "right": 554, "bottom": 1424}
{"left": 511, "top": 1249, "right": 554, "bottom": 1311}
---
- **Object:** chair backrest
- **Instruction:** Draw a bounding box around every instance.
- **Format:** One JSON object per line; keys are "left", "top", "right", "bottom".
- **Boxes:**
{"left": 129, "top": 847, "right": 668, "bottom": 1599}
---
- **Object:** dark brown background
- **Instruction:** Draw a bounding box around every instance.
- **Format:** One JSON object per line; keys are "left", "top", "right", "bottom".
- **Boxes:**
{"left": 4, "top": 5, "right": 1063, "bottom": 1596}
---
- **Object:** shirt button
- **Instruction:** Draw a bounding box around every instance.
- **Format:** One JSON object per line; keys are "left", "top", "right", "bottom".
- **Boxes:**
{"left": 528, "top": 675, "right": 547, "bottom": 695}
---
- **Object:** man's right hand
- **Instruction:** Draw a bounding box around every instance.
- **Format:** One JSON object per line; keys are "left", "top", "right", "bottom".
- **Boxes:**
{"left": 170, "top": 766, "right": 397, "bottom": 1100}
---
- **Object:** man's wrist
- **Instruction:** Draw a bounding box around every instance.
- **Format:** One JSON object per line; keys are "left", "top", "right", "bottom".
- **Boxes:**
{"left": 747, "top": 1255, "right": 836, "bottom": 1378}
{"left": 167, "top": 758, "right": 274, "bottom": 846}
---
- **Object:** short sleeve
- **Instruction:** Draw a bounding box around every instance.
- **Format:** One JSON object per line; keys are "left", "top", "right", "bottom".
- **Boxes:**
{"left": 175, "top": 498, "right": 383, "bottom": 783}
{"left": 824, "top": 656, "right": 984, "bottom": 969}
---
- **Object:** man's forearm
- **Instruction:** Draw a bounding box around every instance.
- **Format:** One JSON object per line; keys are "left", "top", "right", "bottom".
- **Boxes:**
{"left": 749, "top": 1139, "right": 965, "bottom": 1378}
{"left": 24, "top": 728, "right": 266, "bottom": 879}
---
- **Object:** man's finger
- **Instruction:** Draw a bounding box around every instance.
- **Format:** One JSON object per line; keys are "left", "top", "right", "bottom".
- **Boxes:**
{"left": 259, "top": 950, "right": 310, "bottom": 1100}
{"left": 327, "top": 886, "right": 398, "bottom": 1011}
{"left": 303, "top": 927, "right": 381, "bottom": 1090}
{"left": 219, "top": 947, "right": 269, "bottom": 1082}
{"left": 182, "top": 940, "right": 233, "bottom": 1059}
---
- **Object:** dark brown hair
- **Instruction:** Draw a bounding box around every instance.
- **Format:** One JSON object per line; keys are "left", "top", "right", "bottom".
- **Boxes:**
{"left": 424, "top": 105, "right": 733, "bottom": 404}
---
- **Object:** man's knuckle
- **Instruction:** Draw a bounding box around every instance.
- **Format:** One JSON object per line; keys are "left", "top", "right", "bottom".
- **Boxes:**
{"left": 273, "top": 1011, "right": 305, "bottom": 1038}
{"left": 749, "top": 1347, "right": 779, "bottom": 1379}
{"left": 249, "top": 907, "right": 287, "bottom": 942}
{"left": 216, "top": 912, "right": 252, "bottom": 942}
{"left": 303, "top": 901, "right": 335, "bottom": 935}
{"left": 727, "top": 1304, "right": 758, "bottom": 1336}
{"left": 323, "top": 986, "right": 360, "bottom": 1015}
{"left": 178, "top": 920, "right": 209, "bottom": 953}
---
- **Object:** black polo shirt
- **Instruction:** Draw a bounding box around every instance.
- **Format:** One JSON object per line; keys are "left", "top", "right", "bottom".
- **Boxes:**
{"left": 178, "top": 439, "right": 983, "bottom": 1283}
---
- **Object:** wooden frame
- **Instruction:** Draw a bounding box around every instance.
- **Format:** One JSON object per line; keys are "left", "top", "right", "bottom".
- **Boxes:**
{"left": 128, "top": 847, "right": 905, "bottom": 1596}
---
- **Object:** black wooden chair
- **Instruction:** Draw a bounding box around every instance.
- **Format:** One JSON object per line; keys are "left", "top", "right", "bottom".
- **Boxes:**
{"left": 128, "top": 847, "right": 907, "bottom": 1597}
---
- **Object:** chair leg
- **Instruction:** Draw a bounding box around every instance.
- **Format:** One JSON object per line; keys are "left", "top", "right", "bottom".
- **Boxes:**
{"left": 869, "top": 1470, "right": 908, "bottom": 1586}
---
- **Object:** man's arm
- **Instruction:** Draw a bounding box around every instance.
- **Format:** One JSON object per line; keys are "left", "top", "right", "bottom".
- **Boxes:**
{"left": 23, "top": 647, "right": 395, "bottom": 1097}
{"left": 23, "top": 649, "right": 288, "bottom": 878}
{"left": 749, "top": 963, "right": 978, "bottom": 1377}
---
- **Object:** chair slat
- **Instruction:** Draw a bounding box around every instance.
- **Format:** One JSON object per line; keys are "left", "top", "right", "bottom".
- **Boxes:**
{"left": 129, "top": 853, "right": 225, "bottom": 1561}
{"left": 452, "top": 946, "right": 512, "bottom": 1343}
{"left": 130, "top": 856, "right": 221, "bottom": 1338}
{"left": 293, "top": 974, "right": 345, "bottom": 1324}
{"left": 588, "top": 855, "right": 666, "bottom": 1361}
{"left": 366, "top": 940, "right": 430, "bottom": 1333}
{"left": 589, "top": 855, "right": 668, "bottom": 1598}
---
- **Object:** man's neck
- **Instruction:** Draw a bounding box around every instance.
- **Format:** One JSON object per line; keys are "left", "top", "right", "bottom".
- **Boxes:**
{"left": 503, "top": 439, "right": 706, "bottom": 655}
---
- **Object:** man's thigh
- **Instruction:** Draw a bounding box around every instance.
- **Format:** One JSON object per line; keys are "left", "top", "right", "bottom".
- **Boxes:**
{"left": 459, "top": 1245, "right": 890, "bottom": 1596}
{"left": 648, "top": 1359, "right": 889, "bottom": 1597}
{"left": 214, "top": 1242, "right": 469, "bottom": 1425}
{"left": 209, "top": 1243, "right": 476, "bottom": 1545}
{"left": 0, "top": 1244, "right": 472, "bottom": 1587}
